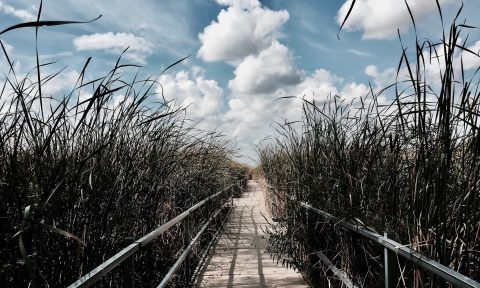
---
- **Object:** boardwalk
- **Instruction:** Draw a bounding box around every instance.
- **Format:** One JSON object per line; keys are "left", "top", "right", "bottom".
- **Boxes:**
{"left": 196, "top": 181, "right": 308, "bottom": 287}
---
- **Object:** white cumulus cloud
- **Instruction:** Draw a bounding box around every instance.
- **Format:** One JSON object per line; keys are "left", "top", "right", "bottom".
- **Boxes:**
{"left": 193, "top": 0, "right": 382, "bottom": 164}
{"left": 216, "top": 0, "right": 260, "bottom": 9}
{"left": 337, "top": 0, "right": 455, "bottom": 39}
{"left": 73, "top": 32, "right": 154, "bottom": 64}
{"left": 158, "top": 68, "right": 224, "bottom": 119}
{"left": 365, "top": 65, "right": 397, "bottom": 89}
{"left": 460, "top": 40, "right": 480, "bottom": 70}
{"left": 0, "top": 40, "right": 13, "bottom": 56}
{"left": 286, "top": 69, "right": 371, "bottom": 119}
{"left": 229, "top": 41, "right": 302, "bottom": 94}
{"left": 197, "top": 2, "right": 289, "bottom": 62}
{"left": 0, "top": 1, "right": 36, "bottom": 22}
{"left": 42, "top": 70, "right": 80, "bottom": 95}
{"left": 221, "top": 67, "right": 373, "bottom": 161}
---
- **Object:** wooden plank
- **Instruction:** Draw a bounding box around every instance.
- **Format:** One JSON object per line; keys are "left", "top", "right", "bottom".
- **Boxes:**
{"left": 196, "top": 181, "right": 307, "bottom": 287}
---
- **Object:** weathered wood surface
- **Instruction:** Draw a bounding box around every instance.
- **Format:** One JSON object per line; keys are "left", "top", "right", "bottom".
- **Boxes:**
{"left": 195, "top": 180, "right": 308, "bottom": 287}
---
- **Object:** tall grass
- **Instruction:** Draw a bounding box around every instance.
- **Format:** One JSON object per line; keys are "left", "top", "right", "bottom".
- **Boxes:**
{"left": 259, "top": 4, "right": 480, "bottom": 287}
{"left": 0, "top": 11, "right": 248, "bottom": 288}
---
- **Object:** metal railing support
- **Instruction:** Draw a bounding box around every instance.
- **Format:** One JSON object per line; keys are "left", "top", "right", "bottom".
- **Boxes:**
{"left": 190, "top": 205, "right": 233, "bottom": 286}
{"left": 265, "top": 183, "right": 480, "bottom": 288}
{"left": 122, "top": 237, "right": 135, "bottom": 288}
{"left": 68, "top": 185, "right": 233, "bottom": 288}
{"left": 157, "top": 203, "right": 227, "bottom": 288}
{"left": 384, "top": 232, "right": 399, "bottom": 288}
{"left": 183, "top": 214, "right": 191, "bottom": 283}
{"left": 315, "top": 251, "right": 358, "bottom": 288}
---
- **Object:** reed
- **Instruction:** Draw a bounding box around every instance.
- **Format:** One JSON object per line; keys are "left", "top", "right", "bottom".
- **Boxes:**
{"left": 259, "top": 3, "right": 480, "bottom": 287}
{"left": 0, "top": 6, "right": 248, "bottom": 287}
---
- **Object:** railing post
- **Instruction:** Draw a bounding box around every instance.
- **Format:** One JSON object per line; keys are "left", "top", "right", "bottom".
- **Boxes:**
{"left": 384, "top": 232, "right": 399, "bottom": 288}
{"left": 271, "top": 190, "right": 276, "bottom": 220}
{"left": 183, "top": 214, "right": 191, "bottom": 284}
{"left": 272, "top": 186, "right": 278, "bottom": 220}
{"left": 122, "top": 237, "right": 135, "bottom": 288}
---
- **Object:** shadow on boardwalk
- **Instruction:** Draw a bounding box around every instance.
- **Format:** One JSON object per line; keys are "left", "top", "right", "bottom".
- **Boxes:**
{"left": 195, "top": 180, "right": 308, "bottom": 288}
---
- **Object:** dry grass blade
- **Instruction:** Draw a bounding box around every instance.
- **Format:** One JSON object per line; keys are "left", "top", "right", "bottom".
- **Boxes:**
{"left": 337, "top": 0, "right": 357, "bottom": 38}
{"left": 0, "top": 16, "right": 102, "bottom": 36}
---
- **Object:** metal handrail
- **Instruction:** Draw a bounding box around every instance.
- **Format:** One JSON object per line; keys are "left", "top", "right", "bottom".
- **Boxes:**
{"left": 190, "top": 204, "right": 232, "bottom": 285}
{"left": 265, "top": 184, "right": 480, "bottom": 288}
{"left": 68, "top": 184, "right": 233, "bottom": 288}
{"left": 315, "top": 251, "right": 358, "bottom": 288}
{"left": 157, "top": 201, "right": 228, "bottom": 288}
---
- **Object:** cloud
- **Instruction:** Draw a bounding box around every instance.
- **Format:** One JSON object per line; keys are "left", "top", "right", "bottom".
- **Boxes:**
{"left": 336, "top": 0, "right": 455, "bottom": 39}
{"left": 10, "top": 0, "right": 197, "bottom": 59}
{"left": 42, "top": 70, "right": 80, "bottom": 95}
{"left": 3, "top": 42, "right": 13, "bottom": 55}
{"left": 293, "top": 68, "right": 370, "bottom": 113}
{"left": 228, "top": 41, "right": 302, "bottom": 94}
{"left": 199, "top": 0, "right": 299, "bottom": 95}
{"left": 158, "top": 68, "right": 224, "bottom": 119}
{"left": 0, "top": 1, "right": 36, "bottom": 22}
{"left": 216, "top": 0, "right": 260, "bottom": 9}
{"left": 0, "top": 39, "right": 32, "bottom": 79}
{"left": 73, "top": 32, "right": 154, "bottom": 64}
{"left": 297, "top": 68, "right": 343, "bottom": 97}
{"left": 460, "top": 40, "right": 480, "bottom": 70}
{"left": 197, "top": 2, "right": 289, "bottom": 62}
{"left": 365, "top": 36, "right": 480, "bottom": 97}
{"left": 221, "top": 68, "right": 372, "bottom": 160}
{"left": 365, "top": 65, "right": 397, "bottom": 89}
{"left": 193, "top": 0, "right": 378, "bottom": 164}
{"left": 346, "top": 49, "right": 373, "bottom": 58}
{"left": 0, "top": 40, "right": 13, "bottom": 57}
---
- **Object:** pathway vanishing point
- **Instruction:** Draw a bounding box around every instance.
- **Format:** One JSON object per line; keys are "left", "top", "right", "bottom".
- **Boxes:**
{"left": 196, "top": 180, "right": 308, "bottom": 287}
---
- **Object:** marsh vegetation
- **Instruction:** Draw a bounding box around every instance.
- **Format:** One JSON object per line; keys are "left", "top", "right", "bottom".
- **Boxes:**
{"left": 259, "top": 3, "right": 480, "bottom": 287}
{"left": 0, "top": 8, "right": 249, "bottom": 287}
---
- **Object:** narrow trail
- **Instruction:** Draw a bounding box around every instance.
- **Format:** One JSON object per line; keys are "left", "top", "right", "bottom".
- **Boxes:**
{"left": 196, "top": 180, "right": 308, "bottom": 287}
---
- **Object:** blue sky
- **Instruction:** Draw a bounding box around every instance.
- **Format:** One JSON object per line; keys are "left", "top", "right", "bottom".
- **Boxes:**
{"left": 1, "top": 0, "right": 480, "bottom": 165}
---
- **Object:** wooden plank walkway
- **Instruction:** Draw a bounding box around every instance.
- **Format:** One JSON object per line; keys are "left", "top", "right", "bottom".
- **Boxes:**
{"left": 195, "top": 180, "right": 308, "bottom": 287}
